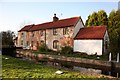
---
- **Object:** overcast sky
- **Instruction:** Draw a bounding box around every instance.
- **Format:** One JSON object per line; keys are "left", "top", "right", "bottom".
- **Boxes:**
{"left": 0, "top": 1, "right": 119, "bottom": 34}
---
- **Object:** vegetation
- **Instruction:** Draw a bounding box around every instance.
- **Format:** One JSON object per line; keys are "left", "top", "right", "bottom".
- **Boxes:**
{"left": 38, "top": 43, "right": 53, "bottom": 52}
{"left": 1, "top": 30, "right": 16, "bottom": 57}
{"left": 2, "top": 55, "right": 106, "bottom": 78}
{"left": 108, "top": 10, "right": 120, "bottom": 55}
{"left": 0, "top": 30, "right": 15, "bottom": 47}
{"left": 85, "top": 9, "right": 120, "bottom": 59}
{"left": 35, "top": 49, "right": 108, "bottom": 61}
{"left": 60, "top": 46, "right": 73, "bottom": 55}
{"left": 85, "top": 10, "right": 108, "bottom": 26}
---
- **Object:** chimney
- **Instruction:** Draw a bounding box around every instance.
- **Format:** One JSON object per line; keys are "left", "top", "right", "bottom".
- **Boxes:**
{"left": 53, "top": 14, "right": 59, "bottom": 21}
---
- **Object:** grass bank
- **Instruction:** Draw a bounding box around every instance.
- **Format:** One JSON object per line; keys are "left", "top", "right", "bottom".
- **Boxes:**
{"left": 2, "top": 55, "right": 107, "bottom": 79}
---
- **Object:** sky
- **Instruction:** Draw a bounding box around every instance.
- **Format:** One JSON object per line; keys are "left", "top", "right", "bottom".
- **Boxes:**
{"left": 0, "top": 1, "right": 119, "bottom": 34}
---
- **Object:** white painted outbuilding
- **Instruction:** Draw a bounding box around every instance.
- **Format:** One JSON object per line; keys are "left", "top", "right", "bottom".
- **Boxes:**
{"left": 74, "top": 40, "right": 103, "bottom": 55}
{"left": 74, "top": 26, "right": 109, "bottom": 55}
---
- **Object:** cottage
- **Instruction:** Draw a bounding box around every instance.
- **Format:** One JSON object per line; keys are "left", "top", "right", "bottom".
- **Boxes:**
{"left": 17, "top": 14, "right": 84, "bottom": 50}
{"left": 74, "top": 26, "right": 109, "bottom": 55}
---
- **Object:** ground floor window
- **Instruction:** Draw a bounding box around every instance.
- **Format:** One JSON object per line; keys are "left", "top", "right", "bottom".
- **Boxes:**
{"left": 31, "top": 41, "right": 34, "bottom": 47}
{"left": 53, "top": 40, "right": 59, "bottom": 49}
{"left": 27, "top": 41, "right": 29, "bottom": 46}
{"left": 21, "top": 40, "right": 23, "bottom": 45}
{"left": 40, "top": 40, "right": 44, "bottom": 45}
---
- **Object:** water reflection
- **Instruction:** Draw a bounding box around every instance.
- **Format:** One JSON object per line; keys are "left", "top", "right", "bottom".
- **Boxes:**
{"left": 52, "top": 62, "right": 120, "bottom": 78}
{"left": 73, "top": 66, "right": 102, "bottom": 74}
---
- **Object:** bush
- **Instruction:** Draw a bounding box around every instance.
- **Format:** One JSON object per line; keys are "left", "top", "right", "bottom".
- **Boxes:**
{"left": 2, "top": 47, "right": 16, "bottom": 57}
{"left": 60, "top": 46, "right": 73, "bottom": 54}
{"left": 38, "top": 44, "right": 49, "bottom": 52}
{"left": 38, "top": 44, "right": 54, "bottom": 53}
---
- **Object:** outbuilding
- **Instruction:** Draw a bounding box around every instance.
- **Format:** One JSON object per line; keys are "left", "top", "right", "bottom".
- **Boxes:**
{"left": 74, "top": 26, "right": 109, "bottom": 55}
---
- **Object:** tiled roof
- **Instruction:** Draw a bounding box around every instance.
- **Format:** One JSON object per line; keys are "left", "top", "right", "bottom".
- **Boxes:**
{"left": 18, "top": 16, "right": 80, "bottom": 32}
{"left": 74, "top": 26, "right": 106, "bottom": 39}
{"left": 18, "top": 24, "right": 34, "bottom": 32}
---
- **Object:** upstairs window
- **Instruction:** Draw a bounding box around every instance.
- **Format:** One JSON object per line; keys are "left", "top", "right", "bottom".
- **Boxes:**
{"left": 53, "top": 28, "right": 57, "bottom": 35}
{"left": 53, "top": 40, "right": 59, "bottom": 49}
{"left": 21, "top": 33, "right": 24, "bottom": 38}
{"left": 32, "top": 32, "right": 34, "bottom": 37}
{"left": 41, "top": 30, "right": 44, "bottom": 36}
{"left": 63, "top": 27, "right": 68, "bottom": 35}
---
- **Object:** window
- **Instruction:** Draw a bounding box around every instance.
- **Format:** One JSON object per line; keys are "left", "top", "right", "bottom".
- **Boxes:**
{"left": 53, "top": 29, "right": 57, "bottom": 35}
{"left": 27, "top": 41, "right": 29, "bottom": 46}
{"left": 40, "top": 40, "right": 44, "bottom": 45}
{"left": 37, "top": 41, "right": 39, "bottom": 48}
{"left": 53, "top": 40, "right": 59, "bottom": 49}
{"left": 32, "top": 32, "right": 34, "bottom": 37}
{"left": 21, "top": 40, "right": 23, "bottom": 45}
{"left": 41, "top": 30, "right": 44, "bottom": 36}
{"left": 31, "top": 41, "right": 34, "bottom": 47}
{"left": 105, "top": 39, "right": 108, "bottom": 49}
{"left": 63, "top": 27, "right": 68, "bottom": 35}
{"left": 21, "top": 33, "right": 24, "bottom": 38}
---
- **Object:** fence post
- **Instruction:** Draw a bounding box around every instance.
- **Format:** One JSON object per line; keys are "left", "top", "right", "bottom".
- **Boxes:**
{"left": 117, "top": 53, "right": 119, "bottom": 63}
{"left": 109, "top": 52, "right": 111, "bottom": 62}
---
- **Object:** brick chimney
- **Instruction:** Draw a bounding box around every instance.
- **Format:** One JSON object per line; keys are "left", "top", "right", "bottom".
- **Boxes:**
{"left": 53, "top": 14, "right": 59, "bottom": 21}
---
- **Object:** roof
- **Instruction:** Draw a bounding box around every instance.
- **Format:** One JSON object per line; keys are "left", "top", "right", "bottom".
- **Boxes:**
{"left": 18, "top": 24, "right": 34, "bottom": 32}
{"left": 74, "top": 26, "right": 107, "bottom": 40}
{"left": 19, "top": 16, "right": 80, "bottom": 32}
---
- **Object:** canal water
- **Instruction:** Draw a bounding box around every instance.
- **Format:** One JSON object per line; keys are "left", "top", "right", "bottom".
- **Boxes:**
{"left": 45, "top": 61, "right": 120, "bottom": 78}
{"left": 18, "top": 53, "right": 120, "bottom": 78}
{"left": 73, "top": 66, "right": 120, "bottom": 78}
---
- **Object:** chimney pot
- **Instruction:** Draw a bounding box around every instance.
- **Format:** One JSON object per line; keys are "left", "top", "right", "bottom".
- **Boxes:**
{"left": 53, "top": 13, "right": 59, "bottom": 21}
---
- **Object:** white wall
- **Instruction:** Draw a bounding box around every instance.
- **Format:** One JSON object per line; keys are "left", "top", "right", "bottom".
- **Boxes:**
{"left": 74, "top": 40, "right": 103, "bottom": 55}
{"left": 73, "top": 18, "right": 84, "bottom": 38}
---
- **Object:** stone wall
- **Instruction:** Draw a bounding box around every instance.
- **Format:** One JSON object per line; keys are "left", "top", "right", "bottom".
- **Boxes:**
{"left": 16, "top": 50, "right": 120, "bottom": 72}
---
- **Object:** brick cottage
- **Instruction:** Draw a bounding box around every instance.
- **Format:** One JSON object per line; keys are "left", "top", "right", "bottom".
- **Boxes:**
{"left": 17, "top": 14, "right": 84, "bottom": 51}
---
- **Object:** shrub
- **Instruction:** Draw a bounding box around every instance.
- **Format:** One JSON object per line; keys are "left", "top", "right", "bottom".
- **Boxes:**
{"left": 60, "top": 46, "right": 73, "bottom": 54}
{"left": 38, "top": 44, "right": 49, "bottom": 52}
{"left": 2, "top": 47, "right": 16, "bottom": 57}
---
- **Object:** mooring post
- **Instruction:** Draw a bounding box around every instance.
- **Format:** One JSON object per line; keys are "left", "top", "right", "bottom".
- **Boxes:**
{"left": 109, "top": 52, "right": 111, "bottom": 62}
{"left": 117, "top": 53, "right": 119, "bottom": 63}
{"left": 108, "top": 52, "right": 112, "bottom": 75}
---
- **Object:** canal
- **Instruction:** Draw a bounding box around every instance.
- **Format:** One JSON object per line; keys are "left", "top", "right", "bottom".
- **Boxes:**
{"left": 16, "top": 51, "right": 120, "bottom": 78}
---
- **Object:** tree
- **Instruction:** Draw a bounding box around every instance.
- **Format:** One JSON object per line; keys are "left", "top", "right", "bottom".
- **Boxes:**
{"left": 85, "top": 10, "right": 108, "bottom": 27}
{"left": 1, "top": 30, "right": 16, "bottom": 57}
{"left": 108, "top": 9, "right": 120, "bottom": 55}
{"left": 85, "top": 15, "right": 90, "bottom": 26}
{"left": 97, "top": 10, "right": 108, "bottom": 26}
{"left": 87, "top": 12, "right": 98, "bottom": 26}
{"left": 1, "top": 30, "right": 15, "bottom": 47}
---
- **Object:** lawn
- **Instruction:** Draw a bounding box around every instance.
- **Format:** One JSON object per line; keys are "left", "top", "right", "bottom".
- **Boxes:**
{"left": 2, "top": 55, "right": 107, "bottom": 79}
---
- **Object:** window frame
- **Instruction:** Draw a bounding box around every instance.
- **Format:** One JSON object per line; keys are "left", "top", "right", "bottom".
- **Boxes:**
{"left": 53, "top": 28, "right": 57, "bottom": 35}
{"left": 40, "top": 40, "right": 44, "bottom": 45}
{"left": 53, "top": 40, "right": 59, "bottom": 49}
{"left": 40, "top": 30, "right": 44, "bottom": 36}
{"left": 63, "top": 27, "right": 68, "bottom": 35}
{"left": 21, "top": 40, "right": 23, "bottom": 45}
{"left": 32, "top": 32, "right": 34, "bottom": 37}
{"left": 21, "top": 33, "right": 24, "bottom": 38}
{"left": 27, "top": 41, "right": 29, "bottom": 46}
